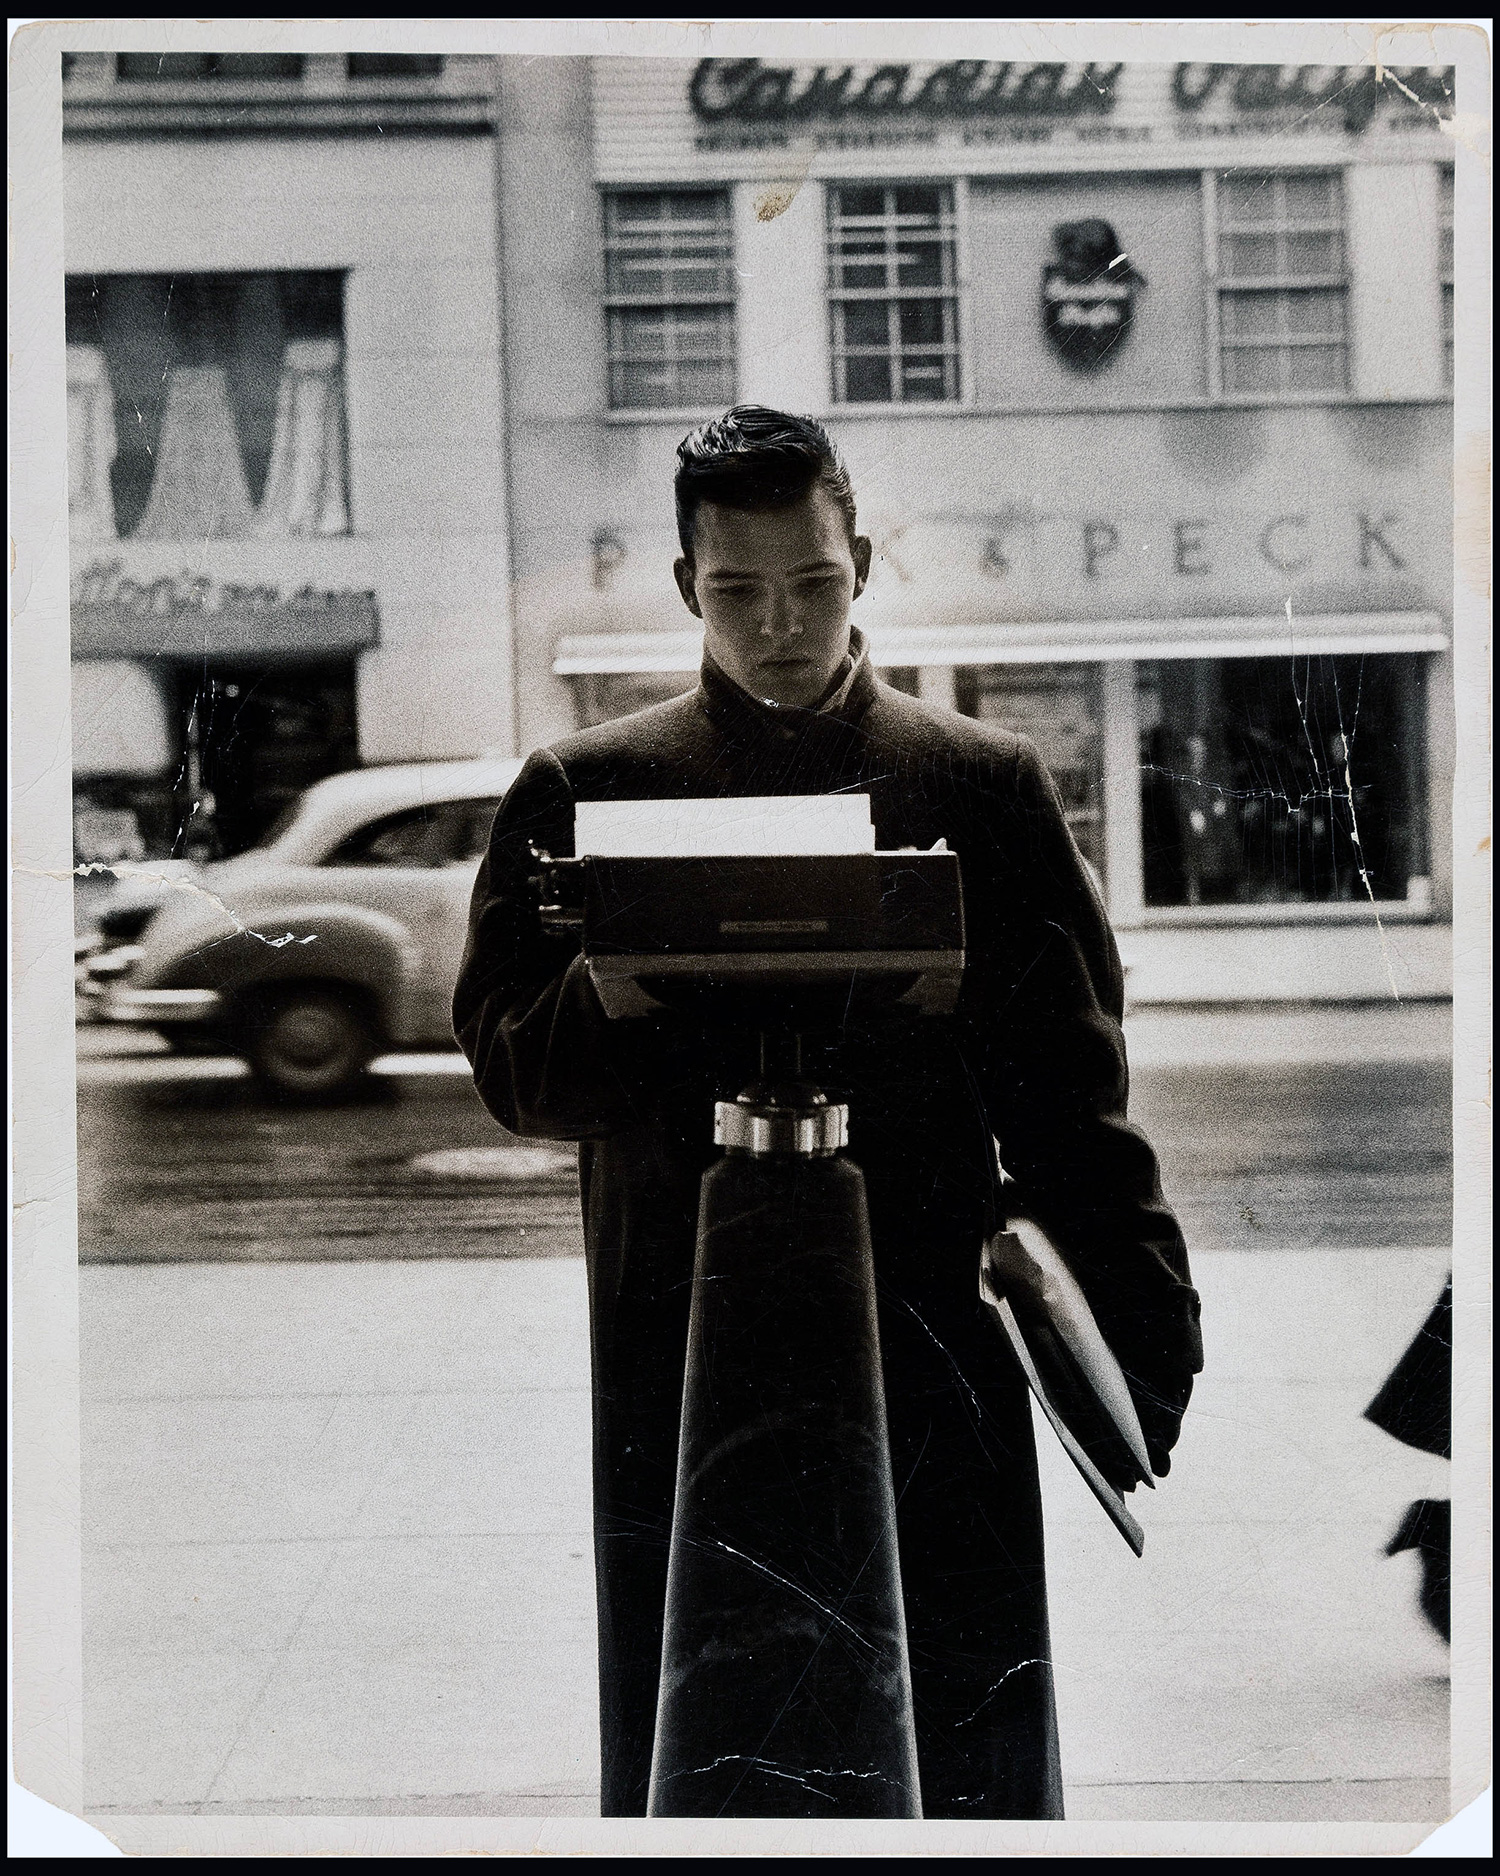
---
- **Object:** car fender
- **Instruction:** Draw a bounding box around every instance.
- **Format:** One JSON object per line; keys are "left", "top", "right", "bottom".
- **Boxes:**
{"left": 142, "top": 902, "right": 424, "bottom": 1042}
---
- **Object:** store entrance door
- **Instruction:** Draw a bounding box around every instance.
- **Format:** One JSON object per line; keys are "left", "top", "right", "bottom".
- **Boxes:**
{"left": 169, "top": 660, "right": 359, "bottom": 859}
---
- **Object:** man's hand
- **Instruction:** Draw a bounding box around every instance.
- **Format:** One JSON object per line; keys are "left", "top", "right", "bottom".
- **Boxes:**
{"left": 1123, "top": 1366, "right": 1198, "bottom": 1479}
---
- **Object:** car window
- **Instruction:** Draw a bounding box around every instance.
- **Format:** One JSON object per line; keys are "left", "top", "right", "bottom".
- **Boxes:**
{"left": 257, "top": 795, "right": 308, "bottom": 851}
{"left": 323, "top": 802, "right": 461, "bottom": 868}
{"left": 452, "top": 798, "right": 502, "bottom": 862}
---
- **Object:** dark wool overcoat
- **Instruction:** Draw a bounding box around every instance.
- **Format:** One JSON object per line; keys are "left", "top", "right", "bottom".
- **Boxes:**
{"left": 453, "top": 653, "right": 1204, "bottom": 1821}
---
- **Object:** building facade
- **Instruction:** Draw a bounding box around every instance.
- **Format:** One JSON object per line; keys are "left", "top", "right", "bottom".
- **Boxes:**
{"left": 62, "top": 52, "right": 512, "bottom": 860}
{"left": 63, "top": 52, "right": 1456, "bottom": 1002}
{"left": 498, "top": 56, "right": 1456, "bottom": 1003}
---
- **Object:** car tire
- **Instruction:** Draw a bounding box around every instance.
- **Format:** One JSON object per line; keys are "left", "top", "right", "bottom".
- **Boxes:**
{"left": 241, "top": 986, "right": 380, "bottom": 1100}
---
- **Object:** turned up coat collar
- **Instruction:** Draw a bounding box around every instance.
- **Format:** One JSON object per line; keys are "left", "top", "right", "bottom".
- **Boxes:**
{"left": 697, "top": 625, "right": 879, "bottom": 749}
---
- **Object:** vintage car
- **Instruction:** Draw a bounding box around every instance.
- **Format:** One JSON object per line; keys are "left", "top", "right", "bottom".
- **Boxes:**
{"left": 81, "top": 757, "right": 523, "bottom": 1097}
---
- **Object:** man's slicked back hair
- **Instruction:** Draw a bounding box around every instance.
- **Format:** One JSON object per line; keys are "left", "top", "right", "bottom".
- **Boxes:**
{"left": 674, "top": 405, "right": 858, "bottom": 561}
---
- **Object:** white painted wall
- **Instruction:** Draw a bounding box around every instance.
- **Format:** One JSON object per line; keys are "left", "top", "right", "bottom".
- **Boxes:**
{"left": 64, "top": 133, "right": 514, "bottom": 761}
{"left": 70, "top": 661, "right": 170, "bottom": 776}
{"left": 1117, "top": 918, "right": 1452, "bottom": 1004}
{"left": 732, "top": 179, "right": 828, "bottom": 413}
{"left": 1347, "top": 162, "right": 1444, "bottom": 400}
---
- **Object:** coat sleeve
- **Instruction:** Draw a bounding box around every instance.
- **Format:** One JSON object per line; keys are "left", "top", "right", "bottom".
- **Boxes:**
{"left": 452, "top": 748, "right": 674, "bottom": 1141}
{"left": 962, "top": 737, "right": 1204, "bottom": 1476}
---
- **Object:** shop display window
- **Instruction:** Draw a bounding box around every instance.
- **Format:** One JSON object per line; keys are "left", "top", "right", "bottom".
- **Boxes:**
{"left": 957, "top": 663, "right": 1104, "bottom": 876}
{"left": 827, "top": 184, "right": 962, "bottom": 404}
{"left": 571, "top": 670, "right": 699, "bottom": 728}
{"left": 1138, "top": 654, "right": 1428, "bottom": 908}
{"left": 1215, "top": 170, "right": 1349, "bottom": 396}
{"left": 168, "top": 661, "right": 360, "bottom": 860}
{"left": 602, "top": 190, "right": 736, "bottom": 409}
{"left": 65, "top": 270, "right": 349, "bottom": 541}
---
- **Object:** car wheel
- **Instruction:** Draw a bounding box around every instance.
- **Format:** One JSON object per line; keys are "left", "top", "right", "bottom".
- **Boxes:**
{"left": 242, "top": 987, "right": 380, "bottom": 1100}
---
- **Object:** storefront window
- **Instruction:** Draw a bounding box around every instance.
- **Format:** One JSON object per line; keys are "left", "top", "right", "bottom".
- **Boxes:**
{"left": 571, "top": 670, "right": 698, "bottom": 728}
{"left": 1438, "top": 165, "right": 1455, "bottom": 386}
{"left": 957, "top": 663, "right": 1104, "bottom": 876}
{"left": 169, "top": 662, "right": 359, "bottom": 859}
{"left": 1216, "top": 170, "right": 1349, "bottom": 396}
{"left": 65, "top": 271, "right": 349, "bottom": 540}
{"left": 1138, "top": 655, "right": 1428, "bottom": 908}
{"left": 827, "top": 184, "right": 961, "bottom": 404}
{"left": 602, "top": 190, "right": 736, "bottom": 409}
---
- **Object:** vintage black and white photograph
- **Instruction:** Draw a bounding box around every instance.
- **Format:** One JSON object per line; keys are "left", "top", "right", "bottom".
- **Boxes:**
{"left": 10, "top": 17, "right": 1491, "bottom": 1859}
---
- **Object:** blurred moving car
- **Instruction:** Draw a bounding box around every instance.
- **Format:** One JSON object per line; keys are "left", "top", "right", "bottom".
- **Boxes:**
{"left": 78, "top": 758, "right": 523, "bottom": 1097}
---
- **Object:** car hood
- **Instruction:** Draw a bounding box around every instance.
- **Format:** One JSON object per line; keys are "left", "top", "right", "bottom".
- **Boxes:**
{"left": 85, "top": 858, "right": 202, "bottom": 944}
{"left": 120, "top": 851, "right": 306, "bottom": 956}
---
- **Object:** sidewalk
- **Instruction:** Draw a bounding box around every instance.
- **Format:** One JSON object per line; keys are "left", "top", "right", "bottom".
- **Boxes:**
{"left": 79, "top": 1242, "right": 1452, "bottom": 1825}
{"left": 1122, "top": 999, "right": 1451, "bottom": 1067}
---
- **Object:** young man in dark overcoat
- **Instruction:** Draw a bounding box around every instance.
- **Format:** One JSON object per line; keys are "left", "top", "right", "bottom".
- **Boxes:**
{"left": 453, "top": 406, "right": 1204, "bottom": 1820}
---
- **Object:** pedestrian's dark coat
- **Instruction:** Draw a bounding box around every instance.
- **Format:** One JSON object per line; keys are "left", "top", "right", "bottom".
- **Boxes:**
{"left": 453, "top": 651, "right": 1204, "bottom": 1820}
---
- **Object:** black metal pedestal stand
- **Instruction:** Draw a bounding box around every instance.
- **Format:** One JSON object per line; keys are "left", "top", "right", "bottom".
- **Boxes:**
{"left": 646, "top": 1031, "right": 922, "bottom": 1820}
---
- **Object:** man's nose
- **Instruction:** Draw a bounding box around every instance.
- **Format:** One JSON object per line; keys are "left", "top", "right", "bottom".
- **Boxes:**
{"left": 759, "top": 586, "right": 800, "bottom": 640}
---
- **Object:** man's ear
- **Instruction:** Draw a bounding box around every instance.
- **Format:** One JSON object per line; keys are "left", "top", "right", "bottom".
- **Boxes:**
{"left": 851, "top": 534, "right": 873, "bottom": 599}
{"left": 674, "top": 555, "right": 702, "bottom": 619}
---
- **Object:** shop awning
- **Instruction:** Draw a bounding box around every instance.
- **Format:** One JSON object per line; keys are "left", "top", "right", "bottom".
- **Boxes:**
{"left": 554, "top": 612, "right": 1450, "bottom": 676}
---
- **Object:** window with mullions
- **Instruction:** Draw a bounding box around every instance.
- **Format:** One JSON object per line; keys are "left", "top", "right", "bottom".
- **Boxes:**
{"left": 346, "top": 54, "right": 444, "bottom": 79}
{"left": 603, "top": 191, "right": 736, "bottom": 410}
{"left": 115, "top": 53, "right": 306, "bottom": 81}
{"left": 827, "top": 184, "right": 961, "bottom": 405}
{"left": 1438, "top": 166, "right": 1455, "bottom": 386}
{"left": 1216, "top": 171, "right": 1348, "bottom": 396}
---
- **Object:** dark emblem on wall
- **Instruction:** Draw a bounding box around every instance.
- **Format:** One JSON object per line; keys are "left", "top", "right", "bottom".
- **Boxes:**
{"left": 1041, "top": 219, "right": 1144, "bottom": 372}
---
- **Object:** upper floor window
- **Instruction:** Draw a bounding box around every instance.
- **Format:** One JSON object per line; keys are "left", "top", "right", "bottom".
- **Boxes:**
{"left": 1215, "top": 170, "right": 1348, "bottom": 397}
{"left": 115, "top": 53, "right": 306, "bottom": 82}
{"left": 602, "top": 190, "right": 736, "bottom": 410}
{"left": 65, "top": 271, "right": 348, "bottom": 543}
{"left": 346, "top": 54, "right": 444, "bottom": 79}
{"left": 1438, "top": 166, "right": 1455, "bottom": 386}
{"left": 827, "top": 184, "right": 961, "bottom": 404}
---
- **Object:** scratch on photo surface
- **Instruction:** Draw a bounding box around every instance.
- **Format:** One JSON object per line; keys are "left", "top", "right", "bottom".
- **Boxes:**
{"left": 675, "top": 1754, "right": 892, "bottom": 1791}
{"left": 1284, "top": 597, "right": 1400, "bottom": 1001}
{"left": 953, "top": 1657, "right": 1053, "bottom": 1728}
{"left": 686, "top": 1532, "right": 876, "bottom": 1653}
{"left": 21, "top": 862, "right": 316, "bottom": 948}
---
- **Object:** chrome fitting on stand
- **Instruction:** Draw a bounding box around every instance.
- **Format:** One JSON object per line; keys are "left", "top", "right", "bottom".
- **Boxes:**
{"left": 714, "top": 1085, "right": 849, "bottom": 1158}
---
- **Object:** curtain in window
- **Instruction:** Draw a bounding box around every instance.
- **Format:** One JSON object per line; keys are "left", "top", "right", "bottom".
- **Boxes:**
{"left": 133, "top": 363, "right": 256, "bottom": 540}
{"left": 252, "top": 338, "right": 350, "bottom": 538}
{"left": 66, "top": 344, "right": 119, "bottom": 544}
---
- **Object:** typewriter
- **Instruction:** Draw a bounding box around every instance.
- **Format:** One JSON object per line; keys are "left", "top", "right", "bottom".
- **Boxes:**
{"left": 530, "top": 794, "right": 965, "bottom": 1028}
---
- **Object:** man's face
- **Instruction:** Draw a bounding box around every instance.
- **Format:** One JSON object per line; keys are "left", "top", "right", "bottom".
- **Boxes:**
{"left": 674, "top": 485, "right": 873, "bottom": 709}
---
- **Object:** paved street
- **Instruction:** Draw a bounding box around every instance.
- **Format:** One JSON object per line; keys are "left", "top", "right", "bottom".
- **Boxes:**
{"left": 76, "top": 1004, "right": 1453, "bottom": 1264}
{"left": 76, "top": 1006, "right": 1455, "bottom": 1824}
